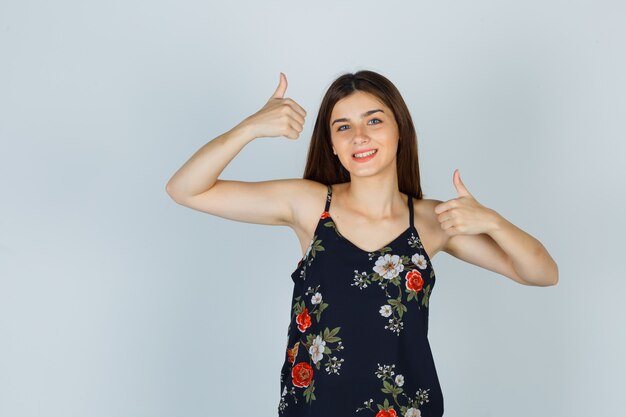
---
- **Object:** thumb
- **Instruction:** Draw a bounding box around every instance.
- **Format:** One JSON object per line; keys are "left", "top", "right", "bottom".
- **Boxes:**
{"left": 271, "top": 72, "right": 288, "bottom": 99}
{"left": 453, "top": 168, "right": 472, "bottom": 198}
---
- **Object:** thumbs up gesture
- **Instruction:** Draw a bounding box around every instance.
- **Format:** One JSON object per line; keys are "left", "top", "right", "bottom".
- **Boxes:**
{"left": 239, "top": 72, "right": 307, "bottom": 140}
{"left": 434, "top": 169, "right": 500, "bottom": 236}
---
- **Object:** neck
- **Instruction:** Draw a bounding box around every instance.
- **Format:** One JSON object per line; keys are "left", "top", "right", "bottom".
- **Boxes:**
{"left": 342, "top": 169, "right": 405, "bottom": 219}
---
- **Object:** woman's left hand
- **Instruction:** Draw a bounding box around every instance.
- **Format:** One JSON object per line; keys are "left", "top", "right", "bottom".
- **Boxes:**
{"left": 434, "top": 169, "right": 501, "bottom": 236}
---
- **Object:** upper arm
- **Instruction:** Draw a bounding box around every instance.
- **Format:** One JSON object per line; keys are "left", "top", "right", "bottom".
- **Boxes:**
{"left": 166, "top": 178, "right": 323, "bottom": 227}
{"left": 431, "top": 199, "right": 527, "bottom": 285}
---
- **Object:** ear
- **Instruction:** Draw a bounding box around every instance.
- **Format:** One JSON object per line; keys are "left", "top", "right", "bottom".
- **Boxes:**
{"left": 332, "top": 147, "right": 337, "bottom": 155}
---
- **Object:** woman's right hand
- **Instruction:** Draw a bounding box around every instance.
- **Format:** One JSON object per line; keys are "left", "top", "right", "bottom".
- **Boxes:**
{"left": 238, "top": 72, "right": 307, "bottom": 140}
{"left": 167, "top": 71, "right": 322, "bottom": 237}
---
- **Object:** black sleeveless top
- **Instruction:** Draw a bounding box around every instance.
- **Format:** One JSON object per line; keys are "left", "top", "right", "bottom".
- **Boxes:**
{"left": 278, "top": 184, "right": 444, "bottom": 417}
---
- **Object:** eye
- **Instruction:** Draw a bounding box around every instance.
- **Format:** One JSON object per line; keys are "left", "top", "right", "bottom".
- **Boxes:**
{"left": 336, "top": 118, "right": 382, "bottom": 132}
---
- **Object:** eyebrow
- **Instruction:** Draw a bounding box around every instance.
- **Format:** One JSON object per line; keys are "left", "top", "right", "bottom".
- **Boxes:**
{"left": 331, "top": 109, "right": 384, "bottom": 126}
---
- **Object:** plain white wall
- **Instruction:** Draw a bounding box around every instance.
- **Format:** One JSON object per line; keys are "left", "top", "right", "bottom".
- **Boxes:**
{"left": 1, "top": 0, "right": 624, "bottom": 416}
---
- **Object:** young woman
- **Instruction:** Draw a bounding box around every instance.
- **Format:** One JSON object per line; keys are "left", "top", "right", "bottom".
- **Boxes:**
{"left": 166, "top": 70, "right": 558, "bottom": 417}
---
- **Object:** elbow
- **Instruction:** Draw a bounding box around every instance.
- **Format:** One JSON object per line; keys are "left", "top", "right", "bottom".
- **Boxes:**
{"left": 522, "top": 270, "right": 558, "bottom": 287}
{"left": 165, "top": 182, "right": 182, "bottom": 203}
{"left": 165, "top": 182, "right": 174, "bottom": 197}
{"left": 551, "top": 265, "right": 559, "bottom": 286}
{"left": 538, "top": 250, "right": 559, "bottom": 287}
{"left": 542, "top": 264, "right": 559, "bottom": 287}
{"left": 548, "top": 259, "right": 559, "bottom": 286}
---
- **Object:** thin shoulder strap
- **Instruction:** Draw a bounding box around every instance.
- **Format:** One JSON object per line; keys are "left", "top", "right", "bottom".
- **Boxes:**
{"left": 324, "top": 184, "right": 333, "bottom": 212}
{"left": 407, "top": 194, "right": 414, "bottom": 229}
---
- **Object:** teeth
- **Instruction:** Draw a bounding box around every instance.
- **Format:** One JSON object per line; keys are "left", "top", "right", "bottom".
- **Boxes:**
{"left": 353, "top": 149, "right": 377, "bottom": 158}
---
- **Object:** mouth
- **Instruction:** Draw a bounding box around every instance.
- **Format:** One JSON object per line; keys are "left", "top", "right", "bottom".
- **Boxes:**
{"left": 351, "top": 148, "right": 378, "bottom": 162}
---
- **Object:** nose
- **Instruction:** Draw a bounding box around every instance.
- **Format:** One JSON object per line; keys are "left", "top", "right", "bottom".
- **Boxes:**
{"left": 352, "top": 124, "right": 370, "bottom": 145}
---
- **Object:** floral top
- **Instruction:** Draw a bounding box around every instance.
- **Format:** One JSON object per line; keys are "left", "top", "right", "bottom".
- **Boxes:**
{"left": 278, "top": 184, "right": 444, "bottom": 417}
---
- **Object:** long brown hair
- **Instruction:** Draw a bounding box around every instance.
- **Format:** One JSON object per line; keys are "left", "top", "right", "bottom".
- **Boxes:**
{"left": 302, "top": 70, "right": 423, "bottom": 199}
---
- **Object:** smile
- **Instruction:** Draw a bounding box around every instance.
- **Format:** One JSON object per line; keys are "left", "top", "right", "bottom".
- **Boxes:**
{"left": 351, "top": 148, "right": 378, "bottom": 162}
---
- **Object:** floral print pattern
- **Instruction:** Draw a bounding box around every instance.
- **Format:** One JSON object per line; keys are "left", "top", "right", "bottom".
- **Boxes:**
{"left": 350, "top": 231, "right": 435, "bottom": 335}
{"left": 279, "top": 185, "right": 442, "bottom": 416}
{"left": 279, "top": 212, "right": 345, "bottom": 413}
{"left": 373, "top": 254, "right": 405, "bottom": 280}
{"left": 355, "top": 363, "right": 431, "bottom": 416}
{"left": 297, "top": 234, "right": 325, "bottom": 281}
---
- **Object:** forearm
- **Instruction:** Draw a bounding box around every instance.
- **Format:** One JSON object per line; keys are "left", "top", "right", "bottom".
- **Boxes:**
{"left": 165, "top": 121, "right": 256, "bottom": 199}
{"left": 488, "top": 212, "right": 559, "bottom": 286}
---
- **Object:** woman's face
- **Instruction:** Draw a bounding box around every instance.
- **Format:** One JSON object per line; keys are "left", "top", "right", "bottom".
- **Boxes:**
{"left": 329, "top": 91, "right": 400, "bottom": 179}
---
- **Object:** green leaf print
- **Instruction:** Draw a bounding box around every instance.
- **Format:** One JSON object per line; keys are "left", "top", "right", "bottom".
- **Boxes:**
{"left": 303, "top": 380, "right": 316, "bottom": 403}
{"left": 310, "top": 239, "right": 325, "bottom": 258}
{"left": 355, "top": 363, "right": 430, "bottom": 415}
{"left": 310, "top": 299, "right": 326, "bottom": 322}
{"left": 422, "top": 284, "right": 431, "bottom": 308}
{"left": 387, "top": 298, "right": 398, "bottom": 306}
{"left": 293, "top": 300, "right": 306, "bottom": 315}
{"left": 375, "top": 398, "right": 392, "bottom": 411}
{"left": 382, "top": 380, "right": 393, "bottom": 394}
{"left": 284, "top": 284, "right": 345, "bottom": 410}
{"left": 322, "top": 326, "right": 341, "bottom": 343}
{"left": 397, "top": 302, "right": 407, "bottom": 319}
{"left": 323, "top": 221, "right": 344, "bottom": 238}
{"left": 328, "top": 327, "right": 341, "bottom": 337}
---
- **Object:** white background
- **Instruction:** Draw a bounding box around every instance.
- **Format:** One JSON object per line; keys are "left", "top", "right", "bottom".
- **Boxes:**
{"left": 1, "top": 0, "right": 624, "bottom": 416}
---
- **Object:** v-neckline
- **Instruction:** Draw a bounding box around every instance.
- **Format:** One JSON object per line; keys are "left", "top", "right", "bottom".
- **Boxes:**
{"left": 325, "top": 214, "right": 416, "bottom": 254}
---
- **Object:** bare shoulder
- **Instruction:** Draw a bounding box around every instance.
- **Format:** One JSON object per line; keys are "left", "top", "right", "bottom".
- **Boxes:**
{"left": 412, "top": 198, "right": 447, "bottom": 259}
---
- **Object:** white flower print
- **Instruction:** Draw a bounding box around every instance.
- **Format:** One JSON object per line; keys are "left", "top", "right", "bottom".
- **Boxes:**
{"left": 278, "top": 384, "right": 296, "bottom": 412}
{"left": 356, "top": 363, "right": 431, "bottom": 416}
{"left": 352, "top": 270, "right": 370, "bottom": 289}
{"left": 405, "top": 408, "right": 421, "bottom": 417}
{"left": 311, "top": 292, "right": 322, "bottom": 305}
{"left": 385, "top": 317, "right": 404, "bottom": 335}
{"left": 411, "top": 253, "right": 428, "bottom": 270}
{"left": 379, "top": 305, "right": 392, "bottom": 317}
{"left": 407, "top": 233, "right": 423, "bottom": 249}
{"left": 309, "top": 334, "right": 326, "bottom": 364}
{"left": 415, "top": 388, "right": 430, "bottom": 405}
{"left": 375, "top": 363, "right": 395, "bottom": 379}
{"left": 324, "top": 355, "right": 345, "bottom": 375}
{"left": 373, "top": 254, "right": 404, "bottom": 280}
